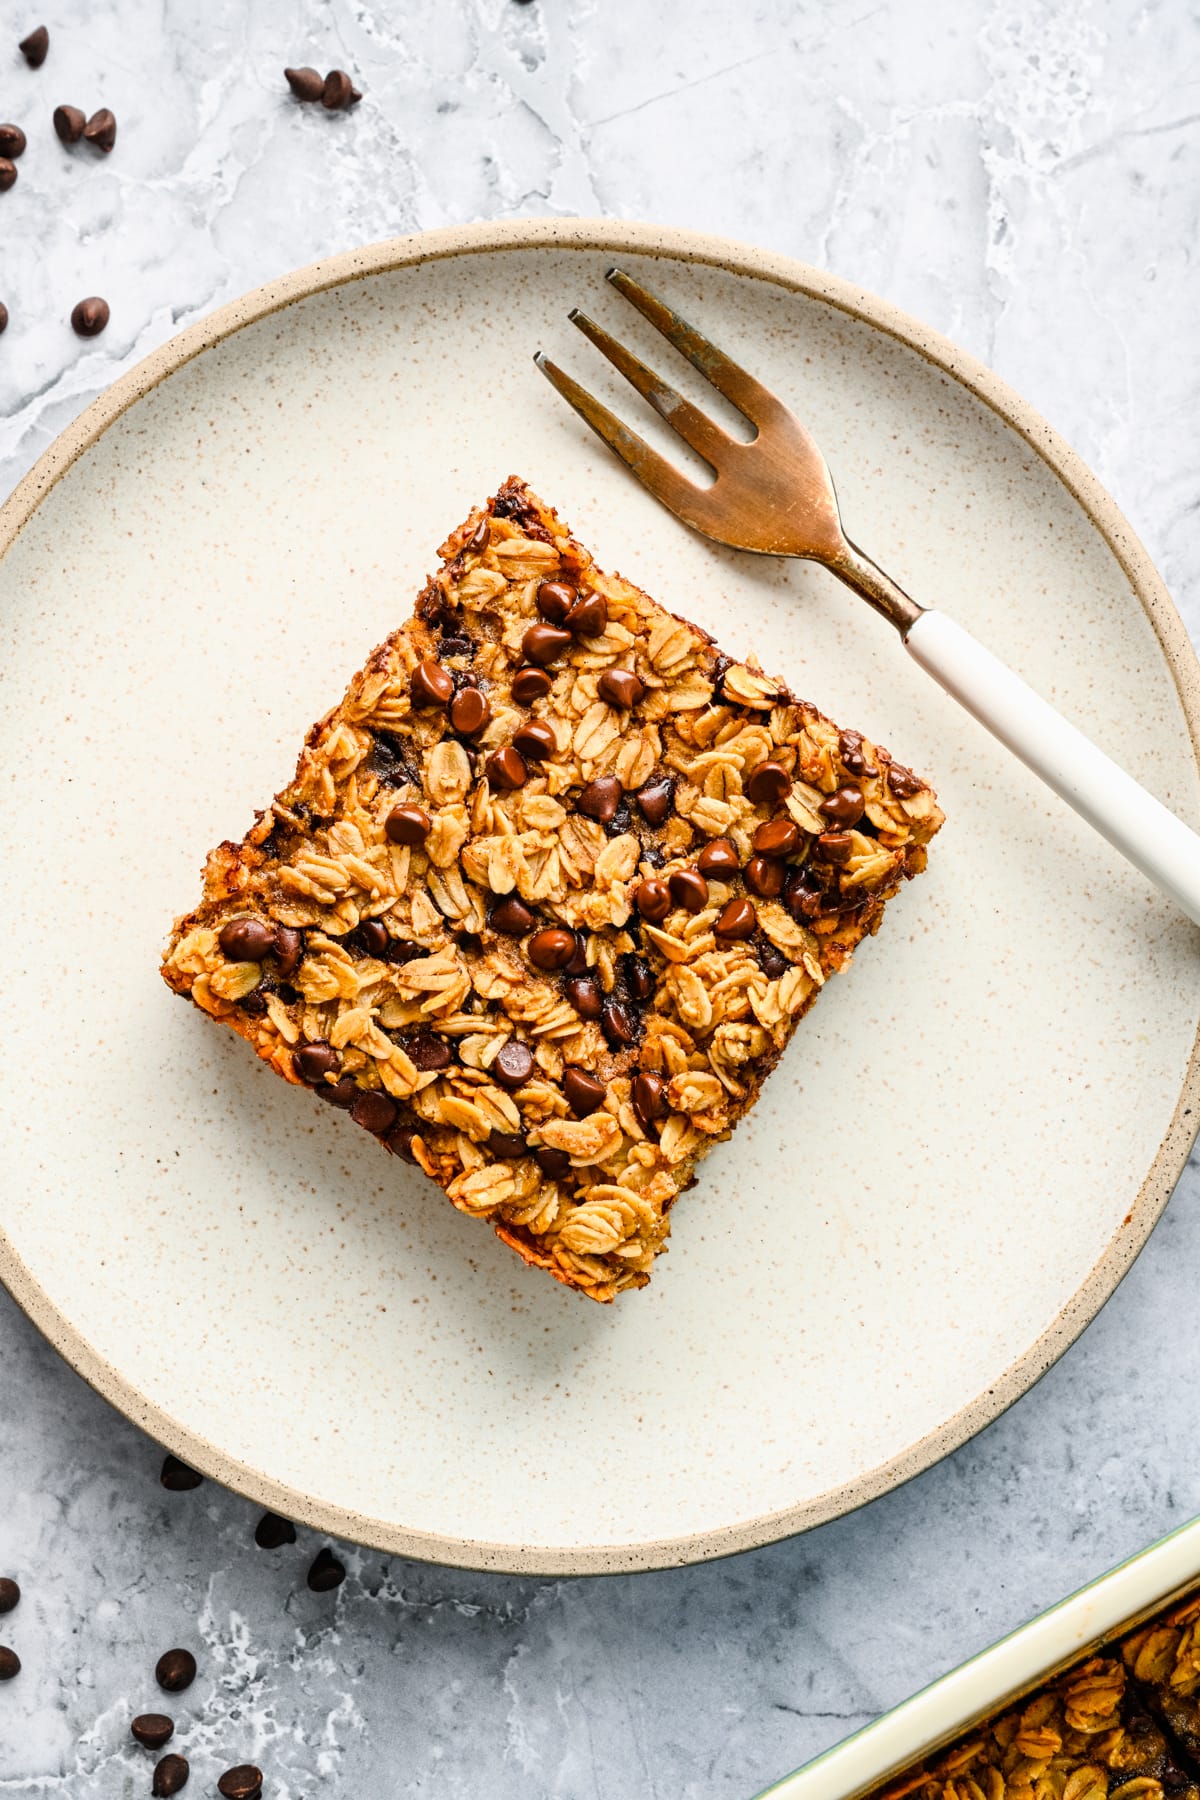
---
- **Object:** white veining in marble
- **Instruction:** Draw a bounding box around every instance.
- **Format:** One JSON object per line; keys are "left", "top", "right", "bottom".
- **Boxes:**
{"left": 1, "top": 0, "right": 1199, "bottom": 1794}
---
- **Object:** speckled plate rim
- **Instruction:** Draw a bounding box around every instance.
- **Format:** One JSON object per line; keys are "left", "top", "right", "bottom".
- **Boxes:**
{"left": 755, "top": 1511, "right": 1200, "bottom": 1800}
{"left": 2, "top": 216, "right": 1199, "bottom": 1577}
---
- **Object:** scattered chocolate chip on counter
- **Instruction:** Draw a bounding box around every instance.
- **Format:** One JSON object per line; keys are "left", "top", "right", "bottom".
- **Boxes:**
{"left": 284, "top": 65, "right": 324, "bottom": 101}
{"left": 18, "top": 24, "right": 49, "bottom": 67}
{"left": 0, "top": 302, "right": 8, "bottom": 335}
{"left": 306, "top": 1546, "right": 346, "bottom": 1592}
{"left": 321, "top": 69, "right": 359, "bottom": 110}
{"left": 152, "top": 1754, "right": 190, "bottom": 1797}
{"left": 160, "top": 1453, "right": 203, "bottom": 1491}
{"left": 253, "top": 1512, "right": 297, "bottom": 1549}
{"left": 82, "top": 106, "right": 116, "bottom": 151}
{"left": 71, "top": 295, "right": 109, "bottom": 337}
{"left": 0, "top": 124, "right": 26, "bottom": 158}
{"left": 132, "top": 1713, "right": 175, "bottom": 1749}
{"left": 0, "top": 1579, "right": 17, "bottom": 1613}
{"left": 0, "top": 1647, "right": 19, "bottom": 1680}
{"left": 53, "top": 102, "right": 85, "bottom": 142}
{"left": 217, "top": 1767, "right": 264, "bottom": 1800}
{"left": 154, "top": 1647, "right": 197, "bottom": 1693}
{"left": 0, "top": 160, "right": 17, "bottom": 192}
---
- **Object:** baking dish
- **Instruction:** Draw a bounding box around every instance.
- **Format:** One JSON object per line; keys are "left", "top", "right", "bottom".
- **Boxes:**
{"left": 758, "top": 1513, "right": 1200, "bottom": 1799}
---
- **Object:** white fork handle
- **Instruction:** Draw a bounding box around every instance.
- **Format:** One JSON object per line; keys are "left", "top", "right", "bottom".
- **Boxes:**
{"left": 904, "top": 609, "right": 1200, "bottom": 927}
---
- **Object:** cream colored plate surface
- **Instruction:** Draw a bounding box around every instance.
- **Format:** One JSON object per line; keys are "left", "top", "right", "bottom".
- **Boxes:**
{"left": 1, "top": 220, "right": 1198, "bottom": 1574}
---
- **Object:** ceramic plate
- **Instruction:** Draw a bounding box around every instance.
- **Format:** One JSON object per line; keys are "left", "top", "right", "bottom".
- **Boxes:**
{"left": 2, "top": 220, "right": 1198, "bottom": 1575}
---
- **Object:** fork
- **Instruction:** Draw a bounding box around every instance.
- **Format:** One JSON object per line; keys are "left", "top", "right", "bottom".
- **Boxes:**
{"left": 534, "top": 268, "right": 1200, "bottom": 928}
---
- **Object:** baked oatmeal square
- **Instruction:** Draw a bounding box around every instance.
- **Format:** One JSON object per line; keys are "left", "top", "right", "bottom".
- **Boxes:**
{"left": 162, "top": 477, "right": 942, "bottom": 1300}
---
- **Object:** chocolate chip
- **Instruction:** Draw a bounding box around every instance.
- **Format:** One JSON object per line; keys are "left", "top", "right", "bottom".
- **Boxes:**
{"left": 817, "top": 831, "right": 854, "bottom": 865}
{"left": 410, "top": 657, "right": 453, "bottom": 707}
{"left": 784, "top": 866, "right": 825, "bottom": 921}
{"left": 820, "top": 785, "right": 865, "bottom": 828}
{"left": 564, "top": 935, "right": 589, "bottom": 975}
{"left": 350, "top": 1089, "right": 397, "bottom": 1135}
{"left": 217, "top": 1766, "right": 265, "bottom": 1800}
{"left": 887, "top": 762, "right": 922, "bottom": 797}
{"left": 294, "top": 1041, "right": 338, "bottom": 1084}
{"left": 384, "top": 803, "right": 431, "bottom": 845}
{"left": 155, "top": 1649, "right": 196, "bottom": 1693}
{"left": 715, "top": 898, "right": 757, "bottom": 939}
{"left": 634, "top": 777, "right": 673, "bottom": 826}
{"left": 83, "top": 107, "right": 116, "bottom": 151}
{"left": 152, "top": 1754, "right": 190, "bottom": 1797}
{"left": 0, "top": 125, "right": 26, "bottom": 158}
{"left": 406, "top": 1032, "right": 452, "bottom": 1072}
{"left": 218, "top": 917, "right": 274, "bottom": 961}
{"left": 448, "top": 686, "right": 489, "bottom": 736}
{"left": 578, "top": 775, "right": 621, "bottom": 823}
{"left": 439, "top": 634, "right": 474, "bottom": 658}
{"left": 71, "top": 295, "right": 109, "bottom": 336}
{"left": 746, "top": 760, "right": 790, "bottom": 805}
{"left": 254, "top": 1511, "right": 297, "bottom": 1549}
{"left": 535, "top": 579, "right": 575, "bottom": 623}
{"left": 758, "top": 941, "right": 788, "bottom": 979}
{"left": 489, "top": 896, "right": 534, "bottom": 935}
{"left": 564, "top": 975, "right": 603, "bottom": 1020}
{"left": 160, "top": 1454, "right": 202, "bottom": 1491}
{"left": 53, "top": 103, "right": 85, "bottom": 143}
{"left": 534, "top": 1145, "right": 571, "bottom": 1178}
{"left": 0, "top": 1647, "right": 18, "bottom": 1681}
{"left": 132, "top": 1714, "right": 174, "bottom": 1750}
{"left": 385, "top": 1123, "right": 417, "bottom": 1161}
{"left": 631, "top": 1071, "right": 669, "bottom": 1129}
{"left": 669, "top": 868, "right": 709, "bottom": 913}
{"left": 485, "top": 745, "right": 527, "bottom": 791}
{"left": 753, "top": 818, "right": 801, "bottom": 858}
{"left": 625, "top": 955, "right": 654, "bottom": 1002}
{"left": 488, "top": 1129, "right": 527, "bottom": 1160}
{"left": 838, "top": 728, "right": 876, "bottom": 777}
{"left": 319, "top": 1076, "right": 359, "bottom": 1109}
{"left": 0, "top": 1580, "right": 18, "bottom": 1614}
{"left": 642, "top": 843, "right": 665, "bottom": 868}
{"left": 307, "top": 1547, "right": 346, "bottom": 1592}
{"left": 528, "top": 927, "right": 576, "bottom": 971}
{"left": 0, "top": 159, "right": 17, "bottom": 191}
{"left": 745, "top": 855, "right": 784, "bottom": 898}
{"left": 466, "top": 518, "right": 490, "bottom": 554}
{"left": 357, "top": 919, "right": 389, "bottom": 957}
{"left": 511, "top": 666, "right": 552, "bottom": 705}
{"left": 563, "top": 1066, "right": 606, "bottom": 1116}
{"left": 521, "top": 622, "right": 572, "bottom": 665}
{"left": 634, "top": 877, "right": 671, "bottom": 923}
{"left": 597, "top": 667, "right": 644, "bottom": 709}
{"left": 0, "top": 303, "right": 7, "bottom": 335}
{"left": 600, "top": 1000, "right": 636, "bottom": 1047}
{"left": 272, "top": 926, "right": 304, "bottom": 977}
{"left": 493, "top": 1038, "right": 535, "bottom": 1088}
{"left": 321, "top": 68, "right": 356, "bottom": 109}
{"left": 513, "top": 719, "right": 556, "bottom": 761}
{"left": 565, "top": 591, "right": 607, "bottom": 637}
{"left": 19, "top": 25, "right": 49, "bottom": 67}
{"left": 284, "top": 65, "right": 324, "bottom": 100}
{"left": 693, "top": 838, "right": 737, "bottom": 878}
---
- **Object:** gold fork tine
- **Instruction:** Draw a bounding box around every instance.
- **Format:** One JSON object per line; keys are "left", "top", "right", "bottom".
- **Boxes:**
{"left": 532, "top": 350, "right": 711, "bottom": 522}
{"left": 567, "top": 307, "right": 731, "bottom": 470}
{"left": 606, "top": 266, "right": 781, "bottom": 427}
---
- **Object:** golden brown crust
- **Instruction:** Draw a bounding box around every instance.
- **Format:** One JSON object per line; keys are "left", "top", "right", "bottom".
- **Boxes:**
{"left": 162, "top": 478, "right": 942, "bottom": 1300}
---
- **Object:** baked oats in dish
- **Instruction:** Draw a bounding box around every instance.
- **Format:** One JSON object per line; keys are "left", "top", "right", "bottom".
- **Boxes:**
{"left": 162, "top": 478, "right": 942, "bottom": 1300}
{"left": 879, "top": 1654, "right": 1200, "bottom": 1800}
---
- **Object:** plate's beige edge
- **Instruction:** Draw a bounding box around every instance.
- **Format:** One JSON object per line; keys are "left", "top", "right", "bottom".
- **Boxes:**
{"left": 1, "top": 216, "right": 1198, "bottom": 1578}
{"left": 755, "top": 1512, "right": 1200, "bottom": 1800}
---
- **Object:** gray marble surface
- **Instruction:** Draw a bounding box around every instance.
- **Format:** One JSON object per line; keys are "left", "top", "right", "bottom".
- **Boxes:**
{"left": 3, "top": 0, "right": 1200, "bottom": 1794}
